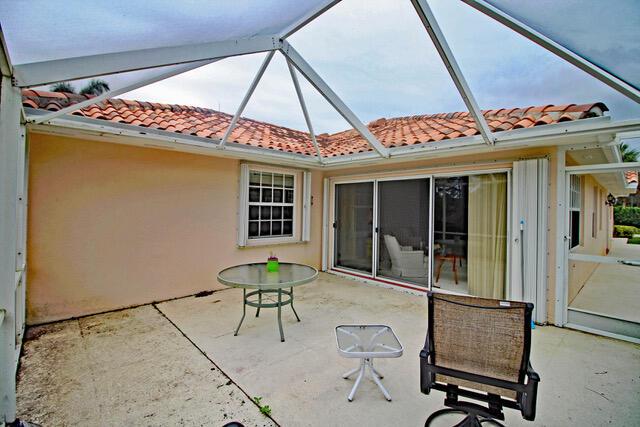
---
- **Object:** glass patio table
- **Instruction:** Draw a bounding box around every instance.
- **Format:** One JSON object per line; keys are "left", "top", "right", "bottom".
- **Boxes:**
{"left": 217, "top": 262, "right": 318, "bottom": 342}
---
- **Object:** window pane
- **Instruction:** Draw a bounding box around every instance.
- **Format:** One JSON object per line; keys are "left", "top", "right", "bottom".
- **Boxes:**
{"left": 248, "top": 221, "right": 259, "bottom": 238}
{"left": 273, "top": 206, "right": 282, "bottom": 219}
{"left": 249, "top": 171, "right": 261, "bottom": 185}
{"left": 261, "top": 188, "right": 272, "bottom": 203}
{"left": 283, "top": 220, "right": 293, "bottom": 235}
{"left": 285, "top": 175, "right": 294, "bottom": 188}
{"left": 260, "top": 206, "right": 271, "bottom": 220}
{"left": 260, "top": 221, "right": 271, "bottom": 236}
{"left": 249, "top": 187, "right": 260, "bottom": 203}
{"left": 273, "top": 189, "right": 283, "bottom": 203}
{"left": 272, "top": 221, "right": 282, "bottom": 235}
{"left": 283, "top": 206, "right": 293, "bottom": 220}
{"left": 249, "top": 205, "right": 259, "bottom": 220}
{"left": 334, "top": 182, "right": 374, "bottom": 273}
{"left": 274, "top": 174, "right": 284, "bottom": 187}
{"left": 261, "top": 172, "right": 273, "bottom": 186}
{"left": 285, "top": 189, "right": 294, "bottom": 204}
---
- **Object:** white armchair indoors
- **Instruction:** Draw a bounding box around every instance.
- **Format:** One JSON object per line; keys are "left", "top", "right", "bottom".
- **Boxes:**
{"left": 383, "top": 235, "right": 428, "bottom": 278}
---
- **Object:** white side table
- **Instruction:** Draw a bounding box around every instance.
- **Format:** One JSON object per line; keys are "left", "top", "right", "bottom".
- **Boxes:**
{"left": 335, "top": 325, "right": 403, "bottom": 401}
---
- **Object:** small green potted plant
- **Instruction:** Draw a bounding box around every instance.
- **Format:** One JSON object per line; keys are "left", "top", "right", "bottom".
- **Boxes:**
{"left": 267, "top": 252, "right": 279, "bottom": 272}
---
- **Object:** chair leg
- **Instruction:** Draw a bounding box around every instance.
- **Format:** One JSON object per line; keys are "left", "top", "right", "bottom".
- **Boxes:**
{"left": 452, "top": 257, "right": 459, "bottom": 285}
{"left": 435, "top": 257, "right": 444, "bottom": 283}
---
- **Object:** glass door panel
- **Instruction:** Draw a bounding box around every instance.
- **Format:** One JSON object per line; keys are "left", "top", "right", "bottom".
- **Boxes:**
{"left": 433, "top": 173, "right": 508, "bottom": 298}
{"left": 566, "top": 169, "right": 640, "bottom": 340}
{"left": 334, "top": 182, "right": 374, "bottom": 273}
{"left": 377, "top": 178, "right": 430, "bottom": 286}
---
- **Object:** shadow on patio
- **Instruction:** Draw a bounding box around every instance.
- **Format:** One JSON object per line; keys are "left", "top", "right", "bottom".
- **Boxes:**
{"left": 17, "top": 274, "right": 640, "bottom": 426}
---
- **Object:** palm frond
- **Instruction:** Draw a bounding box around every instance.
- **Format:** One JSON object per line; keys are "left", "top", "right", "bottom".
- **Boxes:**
{"left": 79, "top": 79, "right": 111, "bottom": 96}
{"left": 49, "top": 82, "right": 76, "bottom": 93}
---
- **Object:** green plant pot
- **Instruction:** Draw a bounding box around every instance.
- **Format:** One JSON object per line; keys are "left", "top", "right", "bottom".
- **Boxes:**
{"left": 267, "top": 260, "right": 279, "bottom": 272}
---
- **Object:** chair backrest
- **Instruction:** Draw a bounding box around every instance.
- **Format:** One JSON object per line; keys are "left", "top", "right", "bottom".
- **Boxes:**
{"left": 427, "top": 292, "right": 533, "bottom": 396}
{"left": 383, "top": 234, "right": 402, "bottom": 265}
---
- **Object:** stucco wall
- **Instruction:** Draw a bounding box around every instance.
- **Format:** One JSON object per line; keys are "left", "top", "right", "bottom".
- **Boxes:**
{"left": 26, "top": 133, "right": 323, "bottom": 324}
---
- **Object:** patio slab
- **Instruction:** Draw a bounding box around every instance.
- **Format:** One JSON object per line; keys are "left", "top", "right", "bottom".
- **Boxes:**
{"left": 16, "top": 273, "right": 640, "bottom": 426}
{"left": 16, "top": 305, "right": 276, "bottom": 427}
{"left": 157, "top": 273, "right": 640, "bottom": 426}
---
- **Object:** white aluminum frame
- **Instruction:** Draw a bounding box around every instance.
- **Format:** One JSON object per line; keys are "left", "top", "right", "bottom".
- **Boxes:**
{"left": 411, "top": 0, "right": 495, "bottom": 145}
{"left": 286, "top": 59, "right": 323, "bottom": 162}
{"left": 13, "top": 36, "right": 282, "bottom": 88}
{"left": 280, "top": 41, "right": 390, "bottom": 158}
{"left": 221, "top": 51, "right": 275, "bottom": 146}
{"left": 559, "top": 163, "right": 640, "bottom": 342}
{"left": 462, "top": 0, "right": 640, "bottom": 104}
{"left": 30, "top": 59, "right": 220, "bottom": 124}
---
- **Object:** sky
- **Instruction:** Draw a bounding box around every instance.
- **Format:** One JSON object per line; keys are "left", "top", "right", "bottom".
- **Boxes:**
{"left": 3, "top": 0, "right": 640, "bottom": 149}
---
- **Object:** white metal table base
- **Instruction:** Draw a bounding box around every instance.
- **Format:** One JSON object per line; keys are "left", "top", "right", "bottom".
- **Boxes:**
{"left": 343, "top": 357, "right": 391, "bottom": 402}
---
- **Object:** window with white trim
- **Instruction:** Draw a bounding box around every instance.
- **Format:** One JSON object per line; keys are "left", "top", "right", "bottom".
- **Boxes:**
{"left": 248, "top": 170, "right": 296, "bottom": 239}
{"left": 569, "top": 175, "right": 581, "bottom": 249}
{"left": 237, "top": 164, "right": 312, "bottom": 246}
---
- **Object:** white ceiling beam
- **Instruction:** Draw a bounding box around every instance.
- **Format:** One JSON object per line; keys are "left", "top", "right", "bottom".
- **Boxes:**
{"left": 281, "top": 41, "right": 390, "bottom": 158}
{"left": 411, "top": 0, "right": 495, "bottom": 145}
{"left": 286, "top": 59, "right": 323, "bottom": 163}
{"left": 463, "top": 0, "right": 640, "bottom": 104}
{"left": 280, "top": 0, "right": 342, "bottom": 39}
{"left": 220, "top": 51, "right": 275, "bottom": 146}
{"left": 13, "top": 35, "right": 281, "bottom": 88}
{"left": 29, "top": 59, "right": 220, "bottom": 125}
{"left": 0, "top": 24, "right": 13, "bottom": 77}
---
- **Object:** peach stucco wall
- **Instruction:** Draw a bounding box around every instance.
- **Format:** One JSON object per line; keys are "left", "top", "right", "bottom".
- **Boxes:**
{"left": 26, "top": 133, "right": 323, "bottom": 324}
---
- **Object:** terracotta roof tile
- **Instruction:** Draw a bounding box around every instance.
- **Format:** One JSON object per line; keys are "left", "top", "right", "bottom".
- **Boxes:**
{"left": 22, "top": 90, "right": 608, "bottom": 158}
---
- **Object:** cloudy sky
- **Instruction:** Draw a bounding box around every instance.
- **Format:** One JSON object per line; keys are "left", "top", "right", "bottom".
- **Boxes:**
{"left": 4, "top": 0, "right": 640, "bottom": 148}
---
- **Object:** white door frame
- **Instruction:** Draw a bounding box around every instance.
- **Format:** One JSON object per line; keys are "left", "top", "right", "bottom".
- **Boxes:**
{"left": 558, "top": 161, "right": 640, "bottom": 343}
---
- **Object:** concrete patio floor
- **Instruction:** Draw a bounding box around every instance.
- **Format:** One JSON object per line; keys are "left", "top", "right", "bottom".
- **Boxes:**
{"left": 17, "top": 273, "right": 640, "bottom": 426}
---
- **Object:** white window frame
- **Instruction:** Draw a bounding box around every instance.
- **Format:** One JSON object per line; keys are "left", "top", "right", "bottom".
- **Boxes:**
{"left": 237, "top": 163, "right": 311, "bottom": 247}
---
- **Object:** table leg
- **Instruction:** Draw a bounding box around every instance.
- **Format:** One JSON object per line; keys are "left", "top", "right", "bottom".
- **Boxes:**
{"left": 290, "top": 287, "right": 301, "bottom": 322}
{"left": 370, "top": 362, "right": 392, "bottom": 401}
{"left": 234, "top": 288, "right": 247, "bottom": 336}
{"left": 370, "top": 360, "right": 384, "bottom": 379}
{"left": 277, "top": 288, "right": 285, "bottom": 342}
{"left": 256, "top": 290, "right": 262, "bottom": 317}
{"left": 348, "top": 359, "right": 366, "bottom": 402}
{"left": 342, "top": 365, "right": 361, "bottom": 379}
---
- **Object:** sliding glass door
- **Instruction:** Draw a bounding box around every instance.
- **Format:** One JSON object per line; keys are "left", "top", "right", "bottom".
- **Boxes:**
{"left": 334, "top": 182, "right": 374, "bottom": 273}
{"left": 333, "top": 172, "right": 508, "bottom": 295}
{"left": 377, "top": 178, "right": 431, "bottom": 286}
{"left": 433, "top": 173, "right": 508, "bottom": 298}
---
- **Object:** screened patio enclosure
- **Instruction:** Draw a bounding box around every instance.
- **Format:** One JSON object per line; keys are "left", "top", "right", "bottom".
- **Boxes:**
{"left": 2, "top": 0, "right": 640, "bottom": 424}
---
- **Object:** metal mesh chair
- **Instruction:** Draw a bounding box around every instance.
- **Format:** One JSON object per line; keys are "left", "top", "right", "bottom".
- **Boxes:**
{"left": 420, "top": 292, "right": 539, "bottom": 426}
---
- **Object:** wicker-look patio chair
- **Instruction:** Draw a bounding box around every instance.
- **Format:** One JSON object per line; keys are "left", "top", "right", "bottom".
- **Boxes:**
{"left": 420, "top": 292, "right": 539, "bottom": 426}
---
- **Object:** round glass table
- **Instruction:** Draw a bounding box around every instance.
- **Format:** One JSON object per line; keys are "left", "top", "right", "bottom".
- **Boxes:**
{"left": 217, "top": 262, "right": 318, "bottom": 342}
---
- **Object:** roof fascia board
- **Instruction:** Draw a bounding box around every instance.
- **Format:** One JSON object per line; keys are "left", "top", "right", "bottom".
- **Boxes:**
{"left": 13, "top": 35, "right": 282, "bottom": 88}
{"left": 286, "top": 59, "right": 324, "bottom": 163}
{"left": 280, "top": 0, "right": 342, "bottom": 39}
{"left": 280, "top": 42, "right": 390, "bottom": 158}
{"left": 411, "top": 0, "right": 495, "bottom": 145}
{"left": 27, "top": 113, "right": 319, "bottom": 168}
{"left": 221, "top": 51, "right": 275, "bottom": 146}
{"left": 30, "top": 59, "right": 220, "bottom": 125}
{"left": 463, "top": 0, "right": 640, "bottom": 104}
{"left": 565, "top": 162, "right": 640, "bottom": 173}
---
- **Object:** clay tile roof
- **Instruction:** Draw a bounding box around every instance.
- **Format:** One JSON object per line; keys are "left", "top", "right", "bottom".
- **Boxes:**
{"left": 21, "top": 89, "right": 608, "bottom": 158}
{"left": 625, "top": 170, "right": 638, "bottom": 185}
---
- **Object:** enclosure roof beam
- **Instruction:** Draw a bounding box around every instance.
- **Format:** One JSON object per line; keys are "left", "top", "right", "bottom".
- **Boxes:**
{"left": 279, "top": 0, "right": 342, "bottom": 39}
{"left": 13, "top": 35, "right": 282, "bottom": 88}
{"left": 281, "top": 41, "right": 389, "bottom": 158}
{"left": 220, "top": 51, "right": 275, "bottom": 146}
{"left": 29, "top": 59, "right": 220, "bottom": 124}
{"left": 411, "top": 0, "right": 494, "bottom": 145}
{"left": 463, "top": 0, "right": 640, "bottom": 104}
{"left": 286, "top": 58, "right": 324, "bottom": 163}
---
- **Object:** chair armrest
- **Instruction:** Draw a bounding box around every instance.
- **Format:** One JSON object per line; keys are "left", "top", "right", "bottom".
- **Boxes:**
{"left": 400, "top": 245, "right": 413, "bottom": 251}
{"left": 526, "top": 361, "right": 540, "bottom": 382}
